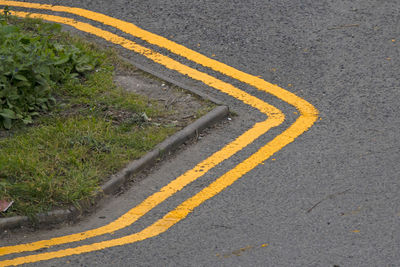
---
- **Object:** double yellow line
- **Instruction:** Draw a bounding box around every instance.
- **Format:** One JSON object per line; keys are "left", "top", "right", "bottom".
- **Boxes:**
{"left": 0, "top": 1, "right": 318, "bottom": 266}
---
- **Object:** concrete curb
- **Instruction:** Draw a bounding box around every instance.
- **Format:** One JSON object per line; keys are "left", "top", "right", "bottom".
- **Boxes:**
{"left": 101, "top": 105, "right": 229, "bottom": 195}
{"left": 0, "top": 105, "right": 228, "bottom": 231}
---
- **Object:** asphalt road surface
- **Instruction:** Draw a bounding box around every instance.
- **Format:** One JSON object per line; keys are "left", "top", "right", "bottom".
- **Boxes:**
{"left": 1, "top": 0, "right": 400, "bottom": 266}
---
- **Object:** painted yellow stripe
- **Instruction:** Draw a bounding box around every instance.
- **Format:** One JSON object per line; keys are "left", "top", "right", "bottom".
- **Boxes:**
{"left": 0, "top": 3, "right": 319, "bottom": 265}
{"left": 0, "top": 114, "right": 311, "bottom": 267}
{"left": 0, "top": 11, "right": 283, "bottom": 257}
{"left": 0, "top": 0, "right": 316, "bottom": 118}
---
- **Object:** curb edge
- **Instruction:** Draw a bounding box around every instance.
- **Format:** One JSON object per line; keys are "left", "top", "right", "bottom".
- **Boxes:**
{"left": 0, "top": 105, "right": 228, "bottom": 231}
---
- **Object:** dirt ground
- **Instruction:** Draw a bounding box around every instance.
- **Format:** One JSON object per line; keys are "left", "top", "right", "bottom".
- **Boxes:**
{"left": 114, "top": 69, "right": 213, "bottom": 129}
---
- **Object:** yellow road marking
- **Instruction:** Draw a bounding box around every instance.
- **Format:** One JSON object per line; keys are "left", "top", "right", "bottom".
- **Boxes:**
{"left": 0, "top": 2, "right": 318, "bottom": 265}
{"left": 0, "top": 10, "right": 283, "bottom": 256}
{"left": 1, "top": 115, "right": 311, "bottom": 266}
{"left": 0, "top": 1, "right": 316, "bottom": 117}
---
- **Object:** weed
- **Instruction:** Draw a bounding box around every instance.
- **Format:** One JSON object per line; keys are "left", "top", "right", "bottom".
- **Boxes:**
{"left": 0, "top": 13, "right": 98, "bottom": 129}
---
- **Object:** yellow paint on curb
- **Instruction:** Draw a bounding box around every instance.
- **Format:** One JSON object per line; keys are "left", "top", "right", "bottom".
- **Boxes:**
{"left": 0, "top": 2, "right": 318, "bottom": 265}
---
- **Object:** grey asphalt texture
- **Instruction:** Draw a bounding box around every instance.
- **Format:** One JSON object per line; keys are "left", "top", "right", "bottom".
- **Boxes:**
{"left": 2, "top": 0, "right": 400, "bottom": 266}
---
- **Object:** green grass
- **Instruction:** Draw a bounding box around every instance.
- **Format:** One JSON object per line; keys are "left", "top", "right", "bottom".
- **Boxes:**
{"left": 0, "top": 16, "right": 179, "bottom": 217}
{"left": 0, "top": 116, "right": 174, "bottom": 217}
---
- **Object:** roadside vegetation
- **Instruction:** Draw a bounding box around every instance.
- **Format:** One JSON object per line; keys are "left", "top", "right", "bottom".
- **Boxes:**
{"left": 0, "top": 10, "right": 181, "bottom": 217}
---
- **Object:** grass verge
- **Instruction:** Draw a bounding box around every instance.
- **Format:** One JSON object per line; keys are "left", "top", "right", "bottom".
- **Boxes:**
{"left": 0, "top": 15, "right": 189, "bottom": 217}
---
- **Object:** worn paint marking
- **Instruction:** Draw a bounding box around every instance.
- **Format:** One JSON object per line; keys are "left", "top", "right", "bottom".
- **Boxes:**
{"left": 0, "top": 2, "right": 318, "bottom": 265}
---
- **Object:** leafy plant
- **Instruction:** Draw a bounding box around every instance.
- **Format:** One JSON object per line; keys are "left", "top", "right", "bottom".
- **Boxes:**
{"left": 0, "top": 13, "right": 98, "bottom": 129}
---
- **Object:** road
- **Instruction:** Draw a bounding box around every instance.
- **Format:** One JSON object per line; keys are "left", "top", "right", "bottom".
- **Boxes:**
{"left": 1, "top": 0, "right": 400, "bottom": 266}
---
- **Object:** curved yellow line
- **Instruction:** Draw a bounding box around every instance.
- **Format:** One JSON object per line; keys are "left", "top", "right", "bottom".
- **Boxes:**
{"left": 0, "top": 117, "right": 312, "bottom": 267}
{"left": 0, "top": 2, "right": 319, "bottom": 265}
{"left": 0, "top": 11, "right": 283, "bottom": 257}
{"left": 0, "top": 0, "right": 316, "bottom": 118}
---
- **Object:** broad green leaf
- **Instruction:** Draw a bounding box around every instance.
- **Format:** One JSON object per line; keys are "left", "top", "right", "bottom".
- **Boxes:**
{"left": 14, "top": 74, "right": 28, "bottom": 81}
{"left": 0, "top": 109, "right": 16, "bottom": 119}
{"left": 54, "top": 56, "right": 70, "bottom": 65}
{"left": 2, "top": 117, "right": 11, "bottom": 129}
